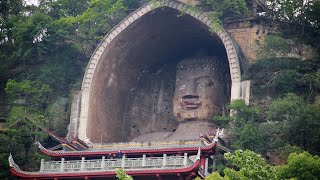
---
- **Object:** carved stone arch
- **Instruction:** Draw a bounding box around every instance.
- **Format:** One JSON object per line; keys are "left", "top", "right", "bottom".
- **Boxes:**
{"left": 70, "top": 0, "right": 247, "bottom": 142}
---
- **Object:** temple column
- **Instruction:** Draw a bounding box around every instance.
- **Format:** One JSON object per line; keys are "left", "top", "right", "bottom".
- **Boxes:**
{"left": 40, "top": 159, "right": 44, "bottom": 172}
{"left": 121, "top": 155, "right": 126, "bottom": 168}
{"left": 142, "top": 154, "right": 146, "bottom": 167}
{"left": 81, "top": 157, "right": 85, "bottom": 170}
{"left": 183, "top": 153, "right": 188, "bottom": 166}
{"left": 162, "top": 154, "right": 167, "bottom": 166}
{"left": 211, "top": 155, "right": 216, "bottom": 171}
{"left": 204, "top": 158, "right": 209, "bottom": 176}
{"left": 101, "top": 156, "right": 105, "bottom": 169}
{"left": 60, "top": 158, "right": 65, "bottom": 172}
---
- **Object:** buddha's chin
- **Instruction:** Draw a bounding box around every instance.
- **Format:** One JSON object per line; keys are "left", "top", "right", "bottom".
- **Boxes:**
{"left": 175, "top": 108, "right": 211, "bottom": 121}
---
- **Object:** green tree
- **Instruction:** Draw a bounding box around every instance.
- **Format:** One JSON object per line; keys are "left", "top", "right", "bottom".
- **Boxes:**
{"left": 206, "top": 150, "right": 320, "bottom": 180}
{"left": 4, "top": 107, "right": 47, "bottom": 160}
{"left": 255, "top": 35, "right": 291, "bottom": 59}
{"left": 5, "top": 79, "right": 51, "bottom": 109}
{"left": 236, "top": 123, "right": 265, "bottom": 153}
{"left": 266, "top": 0, "right": 311, "bottom": 24}
{"left": 198, "top": 172, "right": 226, "bottom": 180}
{"left": 1, "top": 78, "right": 50, "bottom": 178}
{"left": 116, "top": 168, "right": 133, "bottom": 180}
{"left": 277, "top": 151, "right": 320, "bottom": 180}
{"left": 0, "top": 0, "right": 28, "bottom": 85}
{"left": 49, "top": 0, "right": 127, "bottom": 57}
{"left": 11, "top": 11, "right": 52, "bottom": 64}
{"left": 245, "top": 57, "right": 320, "bottom": 99}
{"left": 42, "top": 0, "right": 90, "bottom": 19}
{"left": 215, "top": 100, "right": 265, "bottom": 153}
{"left": 265, "top": 0, "right": 320, "bottom": 47}
{"left": 200, "top": 0, "right": 249, "bottom": 19}
{"left": 0, "top": 0, "right": 137, "bottom": 178}
{"left": 299, "top": 58, "right": 320, "bottom": 101}
{"left": 0, "top": 104, "right": 49, "bottom": 179}
{"left": 267, "top": 93, "right": 320, "bottom": 153}
{"left": 274, "top": 145, "right": 304, "bottom": 164}
{"left": 207, "top": 150, "right": 277, "bottom": 179}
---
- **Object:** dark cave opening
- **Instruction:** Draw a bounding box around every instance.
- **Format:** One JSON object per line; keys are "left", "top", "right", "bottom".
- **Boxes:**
{"left": 87, "top": 8, "right": 231, "bottom": 143}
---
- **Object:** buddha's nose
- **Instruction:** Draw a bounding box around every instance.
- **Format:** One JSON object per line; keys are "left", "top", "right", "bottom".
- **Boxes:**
{"left": 185, "top": 81, "right": 196, "bottom": 96}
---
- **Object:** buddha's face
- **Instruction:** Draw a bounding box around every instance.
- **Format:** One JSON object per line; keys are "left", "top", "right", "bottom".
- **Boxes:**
{"left": 173, "top": 59, "right": 227, "bottom": 121}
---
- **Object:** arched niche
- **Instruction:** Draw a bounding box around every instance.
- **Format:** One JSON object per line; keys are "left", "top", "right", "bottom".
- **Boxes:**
{"left": 72, "top": 0, "right": 246, "bottom": 143}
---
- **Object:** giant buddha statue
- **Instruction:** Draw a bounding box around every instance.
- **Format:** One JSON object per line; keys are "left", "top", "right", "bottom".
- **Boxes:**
{"left": 174, "top": 58, "right": 229, "bottom": 121}
{"left": 131, "top": 57, "right": 230, "bottom": 142}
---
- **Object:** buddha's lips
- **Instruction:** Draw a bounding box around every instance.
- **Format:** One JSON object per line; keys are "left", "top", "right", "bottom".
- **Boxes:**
{"left": 181, "top": 96, "right": 201, "bottom": 110}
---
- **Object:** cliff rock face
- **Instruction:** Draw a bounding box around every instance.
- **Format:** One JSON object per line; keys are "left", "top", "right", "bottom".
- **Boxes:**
{"left": 123, "top": 62, "right": 178, "bottom": 140}
{"left": 227, "top": 21, "right": 318, "bottom": 62}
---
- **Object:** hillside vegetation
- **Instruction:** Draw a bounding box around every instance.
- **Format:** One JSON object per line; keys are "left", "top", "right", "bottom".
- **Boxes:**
{"left": 0, "top": 0, "right": 319, "bottom": 179}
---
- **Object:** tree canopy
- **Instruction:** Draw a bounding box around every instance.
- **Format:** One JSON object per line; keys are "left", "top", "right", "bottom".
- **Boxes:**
{"left": 203, "top": 150, "right": 320, "bottom": 180}
{"left": 0, "top": 0, "right": 319, "bottom": 179}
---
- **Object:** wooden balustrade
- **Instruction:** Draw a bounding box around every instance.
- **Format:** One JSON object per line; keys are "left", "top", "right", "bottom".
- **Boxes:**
{"left": 39, "top": 154, "right": 191, "bottom": 172}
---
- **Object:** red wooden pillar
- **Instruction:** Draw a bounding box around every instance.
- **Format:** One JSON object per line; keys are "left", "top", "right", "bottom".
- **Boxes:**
{"left": 156, "top": 173, "right": 162, "bottom": 180}
{"left": 200, "top": 156, "right": 206, "bottom": 169}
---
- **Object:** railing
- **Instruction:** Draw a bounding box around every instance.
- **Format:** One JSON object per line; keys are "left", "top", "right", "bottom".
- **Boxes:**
{"left": 40, "top": 154, "right": 192, "bottom": 172}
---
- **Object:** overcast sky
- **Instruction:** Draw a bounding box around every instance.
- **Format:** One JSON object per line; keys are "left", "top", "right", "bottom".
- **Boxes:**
{"left": 25, "top": 0, "right": 39, "bottom": 6}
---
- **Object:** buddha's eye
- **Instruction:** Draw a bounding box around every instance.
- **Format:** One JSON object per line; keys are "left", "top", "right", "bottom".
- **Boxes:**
{"left": 197, "top": 82, "right": 207, "bottom": 87}
{"left": 179, "top": 84, "right": 187, "bottom": 90}
{"left": 197, "top": 80, "right": 214, "bottom": 87}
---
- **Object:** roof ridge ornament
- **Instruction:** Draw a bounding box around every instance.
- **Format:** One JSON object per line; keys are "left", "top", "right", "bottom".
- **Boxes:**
{"left": 214, "top": 128, "right": 220, "bottom": 142}
{"left": 8, "top": 153, "right": 20, "bottom": 170}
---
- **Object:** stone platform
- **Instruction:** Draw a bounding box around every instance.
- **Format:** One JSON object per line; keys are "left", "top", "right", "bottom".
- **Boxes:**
{"left": 131, "top": 121, "right": 217, "bottom": 142}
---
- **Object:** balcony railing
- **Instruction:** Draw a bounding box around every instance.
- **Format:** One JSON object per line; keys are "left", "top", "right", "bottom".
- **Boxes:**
{"left": 40, "top": 154, "right": 193, "bottom": 172}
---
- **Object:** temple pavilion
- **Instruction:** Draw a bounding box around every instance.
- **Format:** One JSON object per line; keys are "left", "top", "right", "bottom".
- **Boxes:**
{"left": 9, "top": 129, "right": 230, "bottom": 179}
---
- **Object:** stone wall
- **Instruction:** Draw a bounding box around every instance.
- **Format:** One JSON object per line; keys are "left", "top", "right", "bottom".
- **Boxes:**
{"left": 226, "top": 21, "right": 271, "bottom": 62}
{"left": 226, "top": 20, "right": 318, "bottom": 62}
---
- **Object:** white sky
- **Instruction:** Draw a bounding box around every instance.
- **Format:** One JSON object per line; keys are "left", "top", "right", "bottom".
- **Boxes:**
{"left": 24, "top": 0, "right": 39, "bottom": 6}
